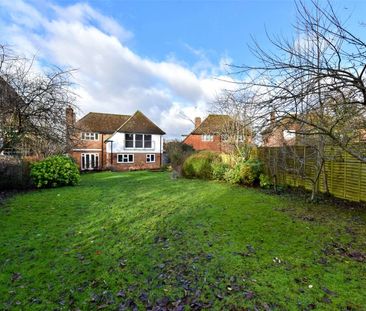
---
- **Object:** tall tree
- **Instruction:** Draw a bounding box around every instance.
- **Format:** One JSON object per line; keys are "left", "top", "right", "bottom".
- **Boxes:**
{"left": 231, "top": 0, "right": 366, "bottom": 161}
{"left": 0, "top": 45, "right": 77, "bottom": 157}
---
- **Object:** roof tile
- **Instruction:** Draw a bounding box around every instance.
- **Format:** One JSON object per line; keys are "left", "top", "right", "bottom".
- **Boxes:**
{"left": 76, "top": 113, "right": 131, "bottom": 133}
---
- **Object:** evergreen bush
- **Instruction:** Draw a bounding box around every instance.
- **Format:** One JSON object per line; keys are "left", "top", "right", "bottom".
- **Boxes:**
{"left": 182, "top": 151, "right": 219, "bottom": 179}
{"left": 30, "top": 155, "right": 80, "bottom": 188}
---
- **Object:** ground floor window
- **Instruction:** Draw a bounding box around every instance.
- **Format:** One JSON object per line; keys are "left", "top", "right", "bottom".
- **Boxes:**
{"left": 146, "top": 154, "right": 155, "bottom": 163}
{"left": 117, "top": 154, "right": 134, "bottom": 163}
{"left": 81, "top": 153, "right": 99, "bottom": 170}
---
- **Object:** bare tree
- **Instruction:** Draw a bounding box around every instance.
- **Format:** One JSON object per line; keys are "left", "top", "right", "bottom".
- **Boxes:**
{"left": 0, "top": 45, "right": 77, "bottom": 157}
{"left": 212, "top": 90, "right": 257, "bottom": 159}
{"left": 231, "top": 0, "right": 366, "bottom": 162}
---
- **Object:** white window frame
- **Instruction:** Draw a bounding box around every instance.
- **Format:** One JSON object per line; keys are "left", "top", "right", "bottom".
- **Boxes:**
{"left": 283, "top": 130, "right": 296, "bottom": 140}
{"left": 124, "top": 134, "right": 153, "bottom": 149}
{"left": 117, "top": 154, "right": 134, "bottom": 163}
{"left": 146, "top": 154, "right": 155, "bottom": 163}
{"left": 81, "top": 153, "right": 99, "bottom": 170}
{"left": 201, "top": 134, "right": 214, "bottom": 142}
{"left": 81, "top": 132, "right": 99, "bottom": 141}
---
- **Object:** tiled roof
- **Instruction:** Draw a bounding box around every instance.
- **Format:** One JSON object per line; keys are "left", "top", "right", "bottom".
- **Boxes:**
{"left": 191, "top": 114, "right": 233, "bottom": 135}
{"left": 76, "top": 111, "right": 165, "bottom": 135}
{"left": 116, "top": 111, "right": 165, "bottom": 135}
{"left": 76, "top": 112, "right": 131, "bottom": 134}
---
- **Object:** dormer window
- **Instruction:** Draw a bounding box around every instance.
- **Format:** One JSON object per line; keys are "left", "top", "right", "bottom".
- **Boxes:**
{"left": 81, "top": 132, "right": 99, "bottom": 140}
{"left": 202, "top": 134, "right": 214, "bottom": 142}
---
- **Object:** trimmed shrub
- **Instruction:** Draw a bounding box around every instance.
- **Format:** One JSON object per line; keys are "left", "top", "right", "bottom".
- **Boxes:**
{"left": 182, "top": 151, "right": 219, "bottom": 179}
{"left": 224, "top": 159, "right": 263, "bottom": 186}
{"left": 244, "top": 159, "right": 262, "bottom": 183}
{"left": 30, "top": 155, "right": 80, "bottom": 188}
{"left": 212, "top": 161, "right": 230, "bottom": 180}
{"left": 223, "top": 163, "right": 243, "bottom": 184}
{"left": 259, "top": 173, "right": 272, "bottom": 189}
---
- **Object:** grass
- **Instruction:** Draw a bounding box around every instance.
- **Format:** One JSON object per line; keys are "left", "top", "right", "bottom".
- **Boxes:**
{"left": 0, "top": 171, "right": 365, "bottom": 310}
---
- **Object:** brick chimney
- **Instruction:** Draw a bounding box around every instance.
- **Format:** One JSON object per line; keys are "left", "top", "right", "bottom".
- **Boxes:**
{"left": 195, "top": 117, "right": 201, "bottom": 129}
{"left": 65, "top": 106, "right": 75, "bottom": 152}
{"left": 66, "top": 106, "right": 75, "bottom": 127}
{"left": 270, "top": 111, "right": 276, "bottom": 125}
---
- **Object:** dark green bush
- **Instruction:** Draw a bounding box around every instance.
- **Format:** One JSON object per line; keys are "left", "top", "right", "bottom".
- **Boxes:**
{"left": 212, "top": 161, "right": 230, "bottom": 180}
{"left": 30, "top": 155, "right": 80, "bottom": 188}
{"left": 0, "top": 158, "right": 32, "bottom": 190}
{"left": 182, "top": 151, "right": 219, "bottom": 179}
{"left": 165, "top": 140, "right": 195, "bottom": 176}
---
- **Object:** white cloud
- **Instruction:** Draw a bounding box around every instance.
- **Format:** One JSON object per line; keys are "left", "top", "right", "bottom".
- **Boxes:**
{"left": 0, "top": 0, "right": 235, "bottom": 138}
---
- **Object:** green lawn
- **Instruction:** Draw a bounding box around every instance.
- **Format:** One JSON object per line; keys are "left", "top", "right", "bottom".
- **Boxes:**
{"left": 1, "top": 172, "right": 365, "bottom": 310}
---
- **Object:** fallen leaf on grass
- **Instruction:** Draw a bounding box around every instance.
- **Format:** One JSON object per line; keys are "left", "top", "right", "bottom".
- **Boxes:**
{"left": 116, "top": 290, "right": 126, "bottom": 298}
{"left": 11, "top": 272, "right": 22, "bottom": 282}
{"left": 244, "top": 291, "right": 255, "bottom": 300}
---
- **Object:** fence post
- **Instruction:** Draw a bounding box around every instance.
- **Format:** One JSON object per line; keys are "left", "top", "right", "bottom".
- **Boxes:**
{"left": 343, "top": 150, "right": 346, "bottom": 200}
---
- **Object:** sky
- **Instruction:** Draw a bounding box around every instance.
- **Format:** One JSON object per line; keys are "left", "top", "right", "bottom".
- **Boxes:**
{"left": 1, "top": 0, "right": 366, "bottom": 138}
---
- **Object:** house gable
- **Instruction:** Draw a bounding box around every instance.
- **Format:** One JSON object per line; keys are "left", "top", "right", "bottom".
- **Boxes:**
{"left": 183, "top": 114, "right": 233, "bottom": 152}
{"left": 191, "top": 114, "right": 233, "bottom": 135}
{"left": 116, "top": 110, "right": 165, "bottom": 135}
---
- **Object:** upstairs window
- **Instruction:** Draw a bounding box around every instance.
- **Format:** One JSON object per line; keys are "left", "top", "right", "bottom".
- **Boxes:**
{"left": 135, "top": 134, "right": 143, "bottom": 148}
{"left": 202, "top": 134, "right": 214, "bottom": 142}
{"left": 81, "top": 132, "right": 99, "bottom": 140}
{"left": 125, "top": 134, "right": 134, "bottom": 148}
{"left": 125, "top": 134, "right": 153, "bottom": 148}
{"left": 144, "top": 135, "right": 152, "bottom": 148}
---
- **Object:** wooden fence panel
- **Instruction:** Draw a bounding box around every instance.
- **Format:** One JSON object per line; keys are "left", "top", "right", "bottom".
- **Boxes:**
{"left": 259, "top": 145, "right": 366, "bottom": 202}
{"left": 361, "top": 162, "right": 366, "bottom": 202}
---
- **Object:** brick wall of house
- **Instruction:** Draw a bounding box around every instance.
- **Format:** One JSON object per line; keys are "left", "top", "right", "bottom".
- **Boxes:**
{"left": 70, "top": 131, "right": 163, "bottom": 171}
{"left": 262, "top": 125, "right": 299, "bottom": 147}
{"left": 184, "top": 134, "right": 233, "bottom": 153}
{"left": 110, "top": 153, "right": 162, "bottom": 171}
{"left": 70, "top": 133, "right": 113, "bottom": 170}
{"left": 72, "top": 133, "right": 106, "bottom": 150}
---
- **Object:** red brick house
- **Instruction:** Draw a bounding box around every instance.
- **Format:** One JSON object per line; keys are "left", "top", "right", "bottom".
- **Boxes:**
{"left": 261, "top": 111, "right": 366, "bottom": 147}
{"left": 183, "top": 114, "right": 252, "bottom": 153}
{"left": 261, "top": 118, "right": 300, "bottom": 147}
{"left": 68, "top": 109, "right": 165, "bottom": 171}
{"left": 262, "top": 121, "right": 366, "bottom": 147}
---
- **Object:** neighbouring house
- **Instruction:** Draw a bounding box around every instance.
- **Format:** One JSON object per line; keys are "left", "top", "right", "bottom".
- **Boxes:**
{"left": 261, "top": 113, "right": 301, "bottom": 147}
{"left": 0, "top": 77, "right": 30, "bottom": 156}
{"left": 261, "top": 112, "right": 366, "bottom": 147}
{"left": 183, "top": 114, "right": 252, "bottom": 153}
{"left": 68, "top": 109, "right": 165, "bottom": 171}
